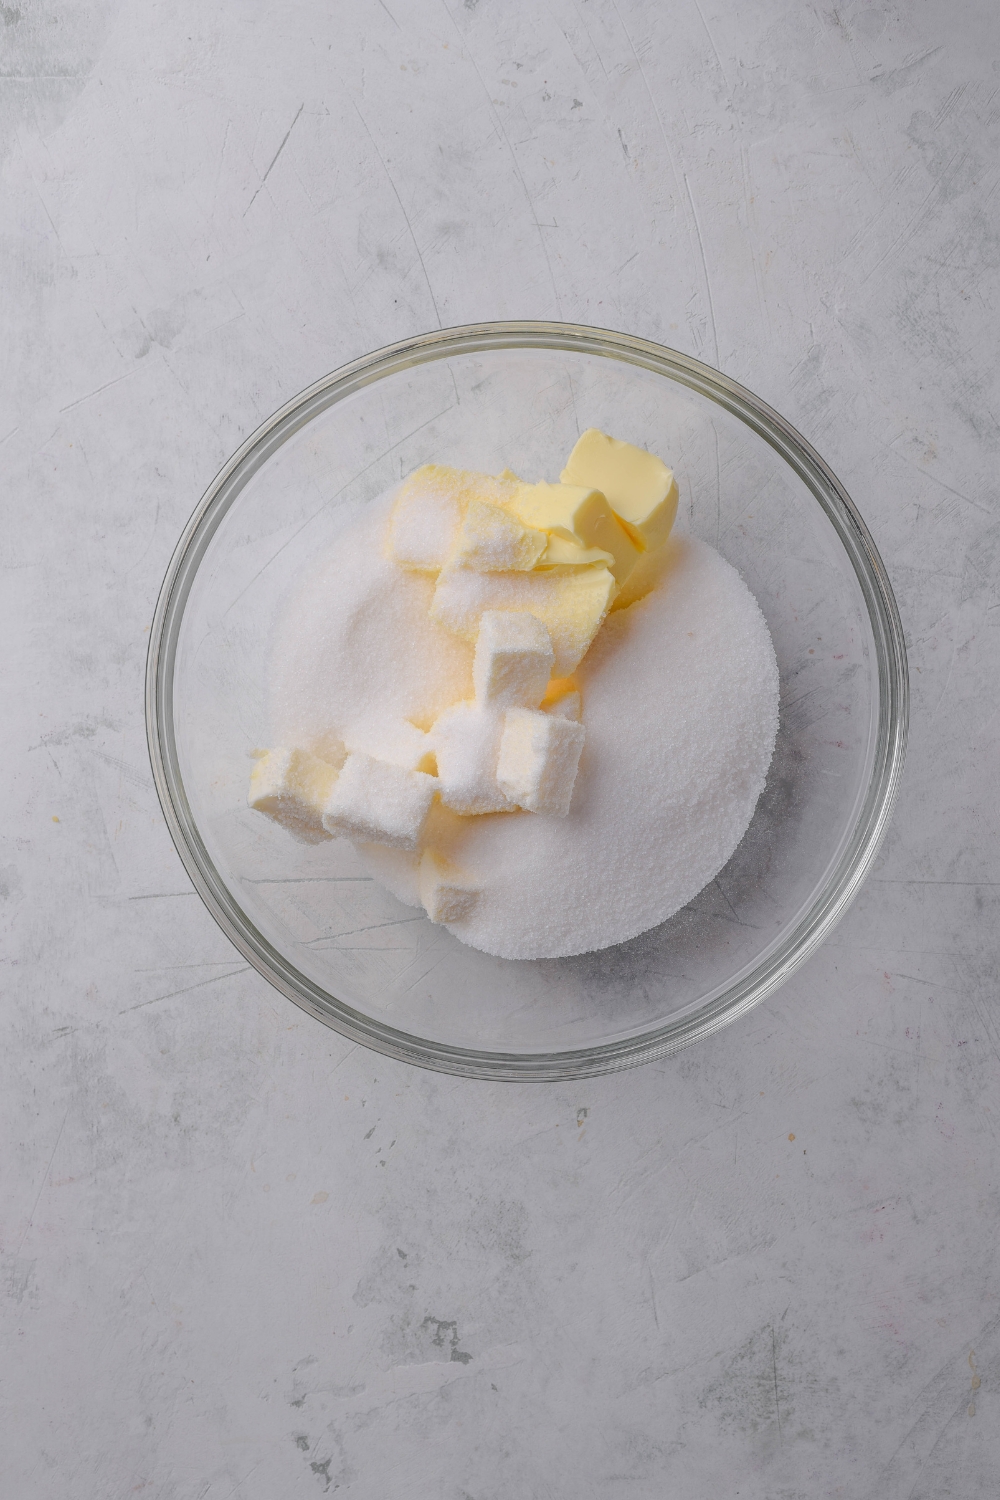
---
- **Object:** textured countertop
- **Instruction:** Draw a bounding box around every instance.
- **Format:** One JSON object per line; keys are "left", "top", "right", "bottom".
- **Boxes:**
{"left": 3, "top": 3, "right": 998, "bottom": 1495}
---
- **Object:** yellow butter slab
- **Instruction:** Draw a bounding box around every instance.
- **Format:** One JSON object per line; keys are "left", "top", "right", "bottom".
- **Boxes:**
{"left": 560, "top": 429, "right": 678, "bottom": 551}
{"left": 504, "top": 481, "right": 641, "bottom": 586}
{"left": 452, "top": 498, "right": 548, "bottom": 572}
{"left": 387, "top": 465, "right": 520, "bottom": 572}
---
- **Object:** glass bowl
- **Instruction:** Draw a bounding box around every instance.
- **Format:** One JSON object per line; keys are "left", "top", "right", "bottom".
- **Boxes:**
{"left": 146, "top": 322, "right": 907, "bottom": 1080}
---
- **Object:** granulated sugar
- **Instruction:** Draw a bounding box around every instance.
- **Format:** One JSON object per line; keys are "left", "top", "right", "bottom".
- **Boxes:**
{"left": 270, "top": 491, "right": 474, "bottom": 752}
{"left": 269, "top": 494, "right": 779, "bottom": 961}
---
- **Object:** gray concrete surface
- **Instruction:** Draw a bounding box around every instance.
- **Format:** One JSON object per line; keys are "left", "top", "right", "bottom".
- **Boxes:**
{"left": 3, "top": 2, "right": 999, "bottom": 1495}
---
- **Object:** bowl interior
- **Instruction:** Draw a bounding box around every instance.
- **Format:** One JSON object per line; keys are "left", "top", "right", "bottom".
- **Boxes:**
{"left": 154, "top": 331, "right": 901, "bottom": 1076}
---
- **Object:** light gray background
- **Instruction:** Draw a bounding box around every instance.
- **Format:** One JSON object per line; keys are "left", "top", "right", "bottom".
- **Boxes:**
{"left": 3, "top": 2, "right": 998, "bottom": 1496}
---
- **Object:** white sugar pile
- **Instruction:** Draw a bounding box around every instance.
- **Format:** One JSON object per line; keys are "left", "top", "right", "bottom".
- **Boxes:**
{"left": 269, "top": 491, "right": 779, "bottom": 961}
{"left": 270, "top": 495, "right": 474, "bottom": 752}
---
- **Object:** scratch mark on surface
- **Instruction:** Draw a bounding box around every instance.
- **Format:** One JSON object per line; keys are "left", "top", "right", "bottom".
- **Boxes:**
{"left": 330, "top": 1045, "right": 360, "bottom": 1075}
{"left": 709, "top": 877, "right": 753, "bottom": 927}
{"left": 683, "top": 173, "right": 720, "bottom": 365}
{"left": 739, "top": 143, "right": 770, "bottom": 338}
{"left": 645, "top": 1260, "right": 660, "bottom": 1331}
{"left": 59, "top": 369, "right": 135, "bottom": 413}
{"left": 128, "top": 890, "right": 197, "bottom": 900}
{"left": 306, "top": 916, "right": 425, "bottom": 946}
{"left": 17, "top": 1107, "right": 69, "bottom": 1256}
{"left": 91, "top": 748, "right": 153, "bottom": 791}
{"left": 440, "top": 1, "right": 563, "bottom": 317}
{"left": 244, "top": 103, "right": 304, "bottom": 217}
{"left": 968, "top": 993, "right": 1000, "bottom": 1070}
{"left": 352, "top": 100, "right": 442, "bottom": 327}
{"left": 876, "top": 1310, "right": 1000, "bottom": 1488}
{"left": 222, "top": 1459, "right": 263, "bottom": 1499}
{"left": 691, "top": 0, "right": 727, "bottom": 82}
{"left": 887, "top": 446, "right": 990, "bottom": 515}
{"left": 870, "top": 878, "right": 1000, "bottom": 887}
{"left": 244, "top": 875, "right": 375, "bottom": 885}
{"left": 771, "top": 1326, "right": 782, "bottom": 1442}
{"left": 118, "top": 967, "right": 250, "bottom": 1014}
{"left": 608, "top": 0, "right": 688, "bottom": 204}
{"left": 376, "top": 0, "right": 401, "bottom": 25}
{"left": 859, "top": 153, "right": 965, "bottom": 286}
{"left": 134, "top": 961, "right": 248, "bottom": 973}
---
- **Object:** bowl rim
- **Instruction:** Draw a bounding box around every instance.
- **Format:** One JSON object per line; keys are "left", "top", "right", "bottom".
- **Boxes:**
{"left": 145, "top": 320, "right": 908, "bottom": 1080}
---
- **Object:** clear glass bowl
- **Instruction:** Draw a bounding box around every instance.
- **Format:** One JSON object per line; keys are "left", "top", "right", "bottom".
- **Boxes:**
{"left": 146, "top": 323, "right": 907, "bottom": 1080}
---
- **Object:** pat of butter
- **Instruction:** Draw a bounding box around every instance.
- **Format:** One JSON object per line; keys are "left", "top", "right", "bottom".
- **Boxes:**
{"left": 387, "top": 465, "right": 520, "bottom": 573}
{"left": 452, "top": 499, "right": 548, "bottom": 572}
{"left": 560, "top": 429, "right": 678, "bottom": 551}
{"left": 536, "top": 534, "right": 614, "bottom": 568}
{"left": 430, "top": 562, "right": 616, "bottom": 677}
{"left": 248, "top": 747, "right": 341, "bottom": 844}
{"left": 504, "top": 481, "right": 641, "bottom": 586}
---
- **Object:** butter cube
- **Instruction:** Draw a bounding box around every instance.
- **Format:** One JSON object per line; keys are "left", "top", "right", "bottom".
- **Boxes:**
{"left": 536, "top": 534, "right": 614, "bottom": 568}
{"left": 321, "top": 752, "right": 437, "bottom": 850}
{"left": 560, "top": 429, "right": 678, "bottom": 552}
{"left": 497, "top": 709, "right": 586, "bottom": 818}
{"left": 431, "top": 701, "right": 515, "bottom": 815}
{"left": 609, "top": 540, "right": 677, "bottom": 612}
{"left": 248, "top": 747, "right": 341, "bottom": 844}
{"left": 473, "top": 610, "right": 553, "bottom": 709}
{"left": 452, "top": 499, "right": 548, "bottom": 572}
{"left": 430, "top": 563, "right": 615, "bottom": 677}
{"left": 419, "top": 850, "right": 479, "bottom": 924}
{"left": 387, "top": 467, "right": 463, "bottom": 572}
{"left": 504, "top": 481, "right": 641, "bottom": 586}
{"left": 387, "top": 465, "right": 520, "bottom": 572}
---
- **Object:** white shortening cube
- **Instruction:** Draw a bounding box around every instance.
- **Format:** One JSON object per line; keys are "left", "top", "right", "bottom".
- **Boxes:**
{"left": 419, "top": 850, "right": 479, "bottom": 924}
{"left": 321, "top": 752, "right": 437, "bottom": 850}
{"left": 473, "top": 610, "right": 554, "bottom": 710}
{"left": 496, "top": 709, "right": 586, "bottom": 818}
{"left": 248, "top": 746, "right": 342, "bottom": 844}
{"left": 431, "top": 701, "right": 514, "bottom": 815}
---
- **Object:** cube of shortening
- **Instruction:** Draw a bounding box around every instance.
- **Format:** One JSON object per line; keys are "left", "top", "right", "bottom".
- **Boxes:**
{"left": 321, "top": 752, "right": 437, "bottom": 850}
{"left": 496, "top": 709, "right": 586, "bottom": 818}
{"left": 419, "top": 850, "right": 479, "bottom": 924}
{"left": 248, "top": 746, "right": 343, "bottom": 844}
{"left": 431, "top": 701, "right": 514, "bottom": 815}
{"left": 473, "top": 610, "right": 554, "bottom": 710}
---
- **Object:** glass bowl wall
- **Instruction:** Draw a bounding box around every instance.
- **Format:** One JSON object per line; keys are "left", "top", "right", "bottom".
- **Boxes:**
{"left": 146, "top": 323, "right": 907, "bottom": 1079}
